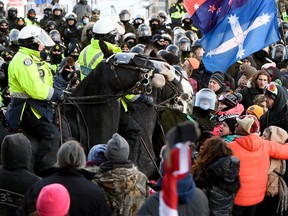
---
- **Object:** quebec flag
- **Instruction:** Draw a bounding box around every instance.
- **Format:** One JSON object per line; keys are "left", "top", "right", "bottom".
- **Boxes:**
{"left": 184, "top": 0, "right": 280, "bottom": 73}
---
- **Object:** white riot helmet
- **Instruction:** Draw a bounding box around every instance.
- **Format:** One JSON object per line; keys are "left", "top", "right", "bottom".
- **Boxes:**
{"left": 92, "top": 18, "right": 124, "bottom": 43}
{"left": 194, "top": 88, "right": 217, "bottom": 111}
{"left": 18, "top": 26, "right": 55, "bottom": 49}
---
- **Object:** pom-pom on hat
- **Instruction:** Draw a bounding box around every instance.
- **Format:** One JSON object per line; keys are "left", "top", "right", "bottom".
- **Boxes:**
{"left": 264, "top": 82, "right": 278, "bottom": 101}
{"left": 105, "top": 133, "right": 129, "bottom": 161}
{"left": 36, "top": 183, "right": 70, "bottom": 216}
{"left": 236, "top": 115, "right": 260, "bottom": 134}
{"left": 210, "top": 72, "right": 225, "bottom": 87}
{"left": 246, "top": 105, "right": 264, "bottom": 120}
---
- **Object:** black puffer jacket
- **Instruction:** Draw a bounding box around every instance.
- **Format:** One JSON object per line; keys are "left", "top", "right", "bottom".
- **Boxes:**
{"left": 195, "top": 156, "right": 240, "bottom": 216}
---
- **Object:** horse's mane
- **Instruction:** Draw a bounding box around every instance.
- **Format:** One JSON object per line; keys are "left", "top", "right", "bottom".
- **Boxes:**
{"left": 99, "top": 39, "right": 114, "bottom": 58}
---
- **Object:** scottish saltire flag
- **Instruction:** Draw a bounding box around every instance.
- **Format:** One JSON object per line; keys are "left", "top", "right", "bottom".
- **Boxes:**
{"left": 184, "top": 0, "right": 280, "bottom": 73}
{"left": 159, "top": 143, "right": 191, "bottom": 216}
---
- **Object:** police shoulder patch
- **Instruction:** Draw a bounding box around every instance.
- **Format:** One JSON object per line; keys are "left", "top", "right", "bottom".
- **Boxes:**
{"left": 23, "top": 58, "right": 33, "bottom": 66}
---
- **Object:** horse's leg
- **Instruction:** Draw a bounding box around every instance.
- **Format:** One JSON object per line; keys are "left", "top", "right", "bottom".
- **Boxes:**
{"left": 118, "top": 108, "right": 141, "bottom": 163}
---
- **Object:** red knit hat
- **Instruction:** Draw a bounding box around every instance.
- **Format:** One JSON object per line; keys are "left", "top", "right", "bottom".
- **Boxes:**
{"left": 36, "top": 184, "right": 70, "bottom": 216}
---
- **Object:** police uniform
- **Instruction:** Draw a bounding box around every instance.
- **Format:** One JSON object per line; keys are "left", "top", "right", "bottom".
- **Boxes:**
{"left": 7, "top": 46, "right": 60, "bottom": 174}
{"left": 78, "top": 38, "right": 121, "bottom": 77}
{"left": 169, "top": 3, "right": 186, "bottom": 29}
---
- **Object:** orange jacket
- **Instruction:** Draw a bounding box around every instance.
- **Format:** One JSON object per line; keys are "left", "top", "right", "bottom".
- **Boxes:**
{"left": 229, "top": 134, "right": 288, "bottom": 206}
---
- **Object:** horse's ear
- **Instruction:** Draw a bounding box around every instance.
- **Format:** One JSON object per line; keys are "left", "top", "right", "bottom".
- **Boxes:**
{"left": 149, "top": 50, "right": 157, "bottom": 58}
{"left": 99, "top": 39, "right": 114, "bottom": 58}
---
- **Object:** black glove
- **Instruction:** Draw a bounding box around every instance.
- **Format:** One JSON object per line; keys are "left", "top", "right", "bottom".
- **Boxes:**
{"left": 134, "top": 94, "right": 155, "bottom": 107}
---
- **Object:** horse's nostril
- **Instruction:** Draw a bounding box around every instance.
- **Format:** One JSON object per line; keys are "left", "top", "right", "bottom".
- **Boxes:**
{"left": 181, "top": 93, "right": 189, "bottom": 100}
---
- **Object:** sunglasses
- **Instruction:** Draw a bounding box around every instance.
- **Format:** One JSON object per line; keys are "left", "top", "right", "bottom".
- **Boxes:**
{"left": 64, "top": 66, "right": 75, "bottom": 70}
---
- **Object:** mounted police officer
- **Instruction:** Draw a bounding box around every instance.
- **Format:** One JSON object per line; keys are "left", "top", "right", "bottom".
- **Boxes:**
{"left": 6, "top": 26, "right": 63, "bottom": 175}
{"left": 78, "top": 17, "right": 122, "bottom": 77}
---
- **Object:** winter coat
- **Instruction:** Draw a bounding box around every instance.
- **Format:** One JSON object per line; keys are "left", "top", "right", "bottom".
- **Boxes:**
{"left": 0, "top": 134, "right": 40, "bottom": 216}
{"left": 94, "top": 161, "right": 149, "bottom": 216}
{"left": 211, "top": 103, "right": 244, "bottom": 136}
{"left": 194, "top": 156, "right": 240, "bottom": 216}
{"left": 260, "top": 85, "right": 288, "bottom": 133}
{"left": 229, "top": 134, "right": 288, "bottom": 206}
{"left": 239, "top": 86, "right": 264, "bottom": 111}
{"left": 137, "top": 189, "right": 210, "bottom": 216}
{"left": 16, "top": 167, "right": 112, "bottom": 216}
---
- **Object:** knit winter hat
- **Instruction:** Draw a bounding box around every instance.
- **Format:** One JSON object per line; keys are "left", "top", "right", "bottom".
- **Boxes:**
{"left": 264, "top": 82, "right": 278, "bottom": 101}
{"left": 105, "top": 133, "right": 130, "bottom": 161}
{"left": 210, "top": 72, "right": 225, "bottom": 86}
{"left": 36, "top": 183, "right": 70, "bottom": 216}
{"left": 187, "top": 57, "right": 199, "bottom": 69}
{"left": 223, "top": 117, "right": 237, "bottom": 134}
{"left": 263, "top": 126, "right": 288, "bottom": 143}
{"left": 246, "top": 105, "right": 264, "bottom": 120}
{"left": 219, "top": 93, "right": 242, "bottom": 109}
{"left": 87, "top": 144, "right": 107, "bottom": 166}
{"left": 236, "top": 115, "right": 260, "bottom": 134}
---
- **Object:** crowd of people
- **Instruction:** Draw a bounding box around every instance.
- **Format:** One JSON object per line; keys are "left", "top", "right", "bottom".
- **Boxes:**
{"left": 1, "top": 0, "right": 288, "bottom": 215}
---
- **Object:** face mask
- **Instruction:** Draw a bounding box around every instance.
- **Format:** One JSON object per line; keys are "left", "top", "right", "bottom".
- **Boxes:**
{"left": 83, "top": 18, "right": 89, "bottom": 25}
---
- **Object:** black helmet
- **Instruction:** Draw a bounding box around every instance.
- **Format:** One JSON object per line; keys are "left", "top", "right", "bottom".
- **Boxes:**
{"left": 158, "top": 10, "right": 167, "bottom": 23}
{"left": 177, "top": 36, "right": 191, "bottom": 51}
{"left": 119, "top": 9, "right": 131, "bottom": 22}
{"left": 52, "top": 4, "right": 62, "bottom": 15}
{"left": 149, "top": 13, "right": 160, "bottom": 25}
{"left": 166, "top": 44, "right": 179, "bottom": 56}
{"left": 133, "top": 14, "right": 145, "bottom": 27}
{"left": 65, "top": 12, "right": 77, "bottom": 22}
{"left": 49, "top": 29, "right": 61, "bottom": 43}
{"left": 270, "top": 43, "right": 287, "bottom": 61}
{"left": 9, "top": 29, "right": 19, "bottom": 43}
{"left": 123, "top": 32, "right": 136, "bottom": 42}
{"left": 44, "top": 4, "right": 52, "bottom": 12}
{"left": 173, "top": 27, "right": 185, "bottom": 45}
{"left": 185, "top": 30, "right": 198, "bottom": 43}
{"left": 161, "top": 33, "right": 172, "bottom": 44}
{"left": 45, "top": 20, "right": 57, "bottom": 33}
{"left": 130, "top": 45, "right": 144, "bottom": 55}
{"left": 8, "top": 6, "right": 17, "bottom": 19}
{"left": 156, "top": 49, "right": 168, "bottom": 58}
{"left": 0, "top": 19, "right": 8, "bottom": 32}
{"left": 137, "top": 24, "right": 151, "bottom": 37}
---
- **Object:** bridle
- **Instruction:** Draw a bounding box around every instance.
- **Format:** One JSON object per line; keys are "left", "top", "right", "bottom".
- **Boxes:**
{"left": 62, "top": 53, "right": 157, "bottom": 105}
{"left": 59, "top": 53, "right": 158, "bottom": 149}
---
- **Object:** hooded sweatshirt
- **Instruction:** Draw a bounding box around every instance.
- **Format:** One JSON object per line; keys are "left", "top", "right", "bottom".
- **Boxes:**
{"left": 0, "top": 133, "right": 40, "bottom": 215}
{"left": 260, "top": 84, "right": 288, "bottom": 133}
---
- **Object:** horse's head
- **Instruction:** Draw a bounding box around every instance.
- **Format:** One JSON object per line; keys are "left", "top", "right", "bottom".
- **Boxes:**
{"left": 172, "top": 70, "right": 194, "bottom": 115}
{"left": 154, "top": 66, "right": 194, "bottom": 115}
{"left": 104, "top": 52, "right": 173, "bottom": 94}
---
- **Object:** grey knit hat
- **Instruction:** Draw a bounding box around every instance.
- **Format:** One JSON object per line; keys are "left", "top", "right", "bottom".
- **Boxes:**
{"left": 210, "top": 72, "right": 225, "bottom": 86}
{"left": 105, "top": 133, "right": 129, "bottom": 161}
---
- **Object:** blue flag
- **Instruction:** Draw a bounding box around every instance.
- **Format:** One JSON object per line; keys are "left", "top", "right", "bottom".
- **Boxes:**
{"left": 188, "top": 0, "right": 280, "bottom": 73}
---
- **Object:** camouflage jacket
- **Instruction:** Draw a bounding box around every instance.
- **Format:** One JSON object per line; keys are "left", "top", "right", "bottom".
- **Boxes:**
{"left": 94, "top": 164, "right": 149, "bottom": 216}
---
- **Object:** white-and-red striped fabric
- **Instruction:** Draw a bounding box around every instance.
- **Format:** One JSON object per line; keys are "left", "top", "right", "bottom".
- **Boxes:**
{"left": 159, "top": 143, "right": 191, "bottom": 216}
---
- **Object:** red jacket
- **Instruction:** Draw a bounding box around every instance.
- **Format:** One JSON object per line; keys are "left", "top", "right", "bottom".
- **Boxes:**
{"left": 229, "top": 134, "right": 288, "bottom": 206}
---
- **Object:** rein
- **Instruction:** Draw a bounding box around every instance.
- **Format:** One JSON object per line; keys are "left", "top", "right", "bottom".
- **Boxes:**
{"left": 155, "top": 69, "right": 184, "bottom": 108}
